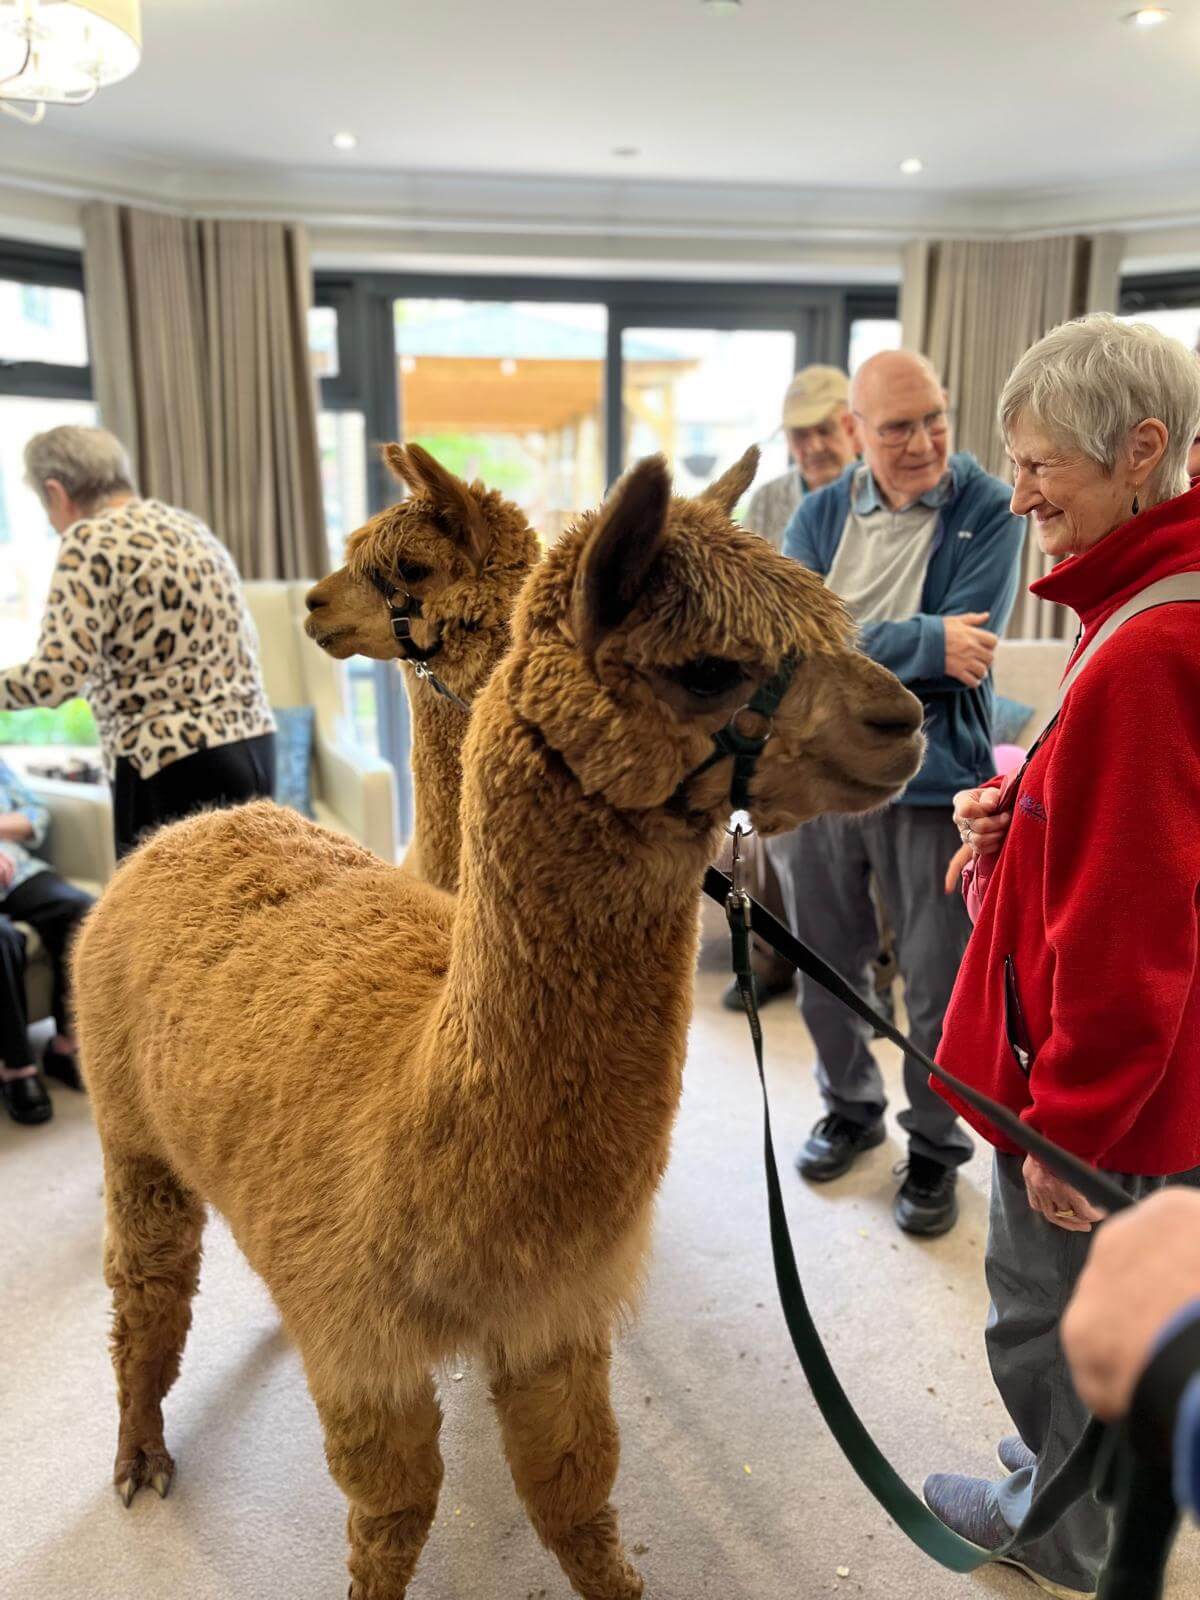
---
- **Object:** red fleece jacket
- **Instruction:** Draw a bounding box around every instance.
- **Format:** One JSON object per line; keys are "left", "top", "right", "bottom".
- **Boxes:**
{"left": 935, "top": 485, "right": 1200, "bottom": 1175}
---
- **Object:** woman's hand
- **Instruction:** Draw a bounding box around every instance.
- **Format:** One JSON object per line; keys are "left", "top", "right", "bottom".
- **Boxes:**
{"left": 1023, "top": 1155, "right": 1108, "bottom": 1234}
{"left": 953, "top": 786, "right": 1011, "bottom": 858}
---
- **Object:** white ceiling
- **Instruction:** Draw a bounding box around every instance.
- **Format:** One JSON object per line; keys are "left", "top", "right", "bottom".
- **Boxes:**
{"left": 2, "top": 0, "right": 1200, "bottom": 254}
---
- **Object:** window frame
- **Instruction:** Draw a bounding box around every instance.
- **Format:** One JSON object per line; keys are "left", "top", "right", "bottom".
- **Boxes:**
{"left": 0, "top": 238, "right": 93, "bottom": 402}
{"left": 1119, "top": 270, "right": 1200, "bottom": 316}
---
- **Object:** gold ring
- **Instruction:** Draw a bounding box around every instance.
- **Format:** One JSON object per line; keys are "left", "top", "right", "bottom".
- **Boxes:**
{"left": 1054, "top": 1208, "right": 1077, "bottom": 1219}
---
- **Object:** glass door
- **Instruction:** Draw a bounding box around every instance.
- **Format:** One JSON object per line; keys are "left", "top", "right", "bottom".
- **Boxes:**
{"left": 617, "top": 324, "right": 798, "bottom": 502}
{"left": 395, "top": 298, "right": 608, "bottom": 541}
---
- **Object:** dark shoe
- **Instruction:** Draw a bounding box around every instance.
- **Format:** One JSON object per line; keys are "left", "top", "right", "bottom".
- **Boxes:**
{"left": 795, "top": 1112, "right": 886, "bottom": 1182}
{"left": 923, "top": 1473, "right": 1095, "bottom": 1598}
{"left": 2, "top": 1072, "right": 54, "bottom": 1125}
{"left": 720, "top": 972, "right": 793, "bottom": 1012}
{"left": 43, "top": 1043, "right": 84, "bottom": 1092}
{"left": 894, "top": 1154, "right": 959, "bottom": 1236}
{"left": 998, "top": 1434, "right": 1036, "bottom": 1476}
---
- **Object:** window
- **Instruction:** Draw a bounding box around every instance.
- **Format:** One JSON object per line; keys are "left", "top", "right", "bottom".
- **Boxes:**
{"left": 0, "top": 242, "right": 98, "bottom": 751}
{"left": 307, "top": 304, "right": 340, "bottom": 380}
{"left": 395, "top": 298, "right": 607, "bottom": 540}
{"left": 1119, "top": 273, "right": 1200, "bottom": 356}
{"left": 848, "top": 317, "right": 902, "bottom": 374}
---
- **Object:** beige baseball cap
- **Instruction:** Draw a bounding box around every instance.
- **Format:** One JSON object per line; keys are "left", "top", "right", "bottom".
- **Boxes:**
{"left": 782, "top": 365, "right": 850, "bottom": 429}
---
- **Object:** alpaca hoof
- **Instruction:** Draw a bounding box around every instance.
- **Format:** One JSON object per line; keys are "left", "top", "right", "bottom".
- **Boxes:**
{"left": 113, "top": 1446, "right": 175, "bottom": 1506}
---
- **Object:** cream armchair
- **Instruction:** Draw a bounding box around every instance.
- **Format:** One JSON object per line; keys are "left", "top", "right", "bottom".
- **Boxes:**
{"left": 242, "top": 581, "right": 397, "bottom": 862}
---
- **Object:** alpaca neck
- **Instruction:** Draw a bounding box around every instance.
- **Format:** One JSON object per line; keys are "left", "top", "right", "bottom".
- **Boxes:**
{"left": 405, "top": 673, "right": 468, "bottom": 895}
{"left": 433, "top": 667, "right": 718, "bottom": 1223}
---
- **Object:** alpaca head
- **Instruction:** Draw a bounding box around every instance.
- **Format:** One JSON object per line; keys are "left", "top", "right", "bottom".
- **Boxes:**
{"left": 506, "top": 449, "right": 925, "bottom": 836}
{"left": 304, "top": 443, "right": 540, "bottom": 696}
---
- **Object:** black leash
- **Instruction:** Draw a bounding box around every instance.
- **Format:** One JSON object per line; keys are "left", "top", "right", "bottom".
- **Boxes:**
{"left": 706, "top": 849, "right": 1171, "bottom": 1596}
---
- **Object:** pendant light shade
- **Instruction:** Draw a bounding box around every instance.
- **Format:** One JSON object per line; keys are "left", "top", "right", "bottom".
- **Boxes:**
{"left": 1, "top": 0, "right": 143, "bottom": 107}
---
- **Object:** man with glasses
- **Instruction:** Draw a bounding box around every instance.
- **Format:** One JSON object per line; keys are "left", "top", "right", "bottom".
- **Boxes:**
{"left": 770, "top": 349, "right": 1026, "bottom": 1236}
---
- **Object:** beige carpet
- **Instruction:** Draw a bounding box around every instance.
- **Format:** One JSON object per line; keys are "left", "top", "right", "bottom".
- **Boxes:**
{"left": 3, "top": 968, "right": 1197, "bottom": 1600}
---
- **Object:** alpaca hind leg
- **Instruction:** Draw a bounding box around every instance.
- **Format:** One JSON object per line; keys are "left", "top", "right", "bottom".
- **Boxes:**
{"left": 103, "top": 1151, "right": 205, "bottom": 1505}
{"left": 317, "top": 1375, "right": 444, "bottom": 1600}
{"left": 489, "top": 1336, "right": 644, "bottom": 1600}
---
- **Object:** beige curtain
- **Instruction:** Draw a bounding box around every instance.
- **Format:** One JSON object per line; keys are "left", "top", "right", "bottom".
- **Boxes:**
{"left": 82, "top": 202, "right": 327, "bottom": 581}
{"left": 902, "top": 232, "right": 1125, "bottom": 638}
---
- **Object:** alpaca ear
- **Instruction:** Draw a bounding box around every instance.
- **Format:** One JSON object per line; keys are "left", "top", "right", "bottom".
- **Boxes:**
{"left": 399, "top": 442, "right": 492, "bottom": 575}
{"left": 383, "top": 443, "right": 420, "bottom": 492}
{"left": 700, "top": 444, "right": 760, "bottom": 515}
{"left": 572, "top": 455, "right": 671, "bottom": 658}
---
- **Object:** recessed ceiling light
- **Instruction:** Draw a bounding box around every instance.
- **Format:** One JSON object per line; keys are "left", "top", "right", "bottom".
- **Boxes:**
{"left": 702, "top": 0, "right": 744, "bottom": 13}
{"left": 612, "top": 145, "right": 640, "bottom": 158}
{"left": 1124, "top": 6, "right": 1171, "bottom": 24}
{"left": 332, "top": 131, "right": 358, "bottom": 151}
{"left": 899, "top": 156, "right": 924, "bottom": 175}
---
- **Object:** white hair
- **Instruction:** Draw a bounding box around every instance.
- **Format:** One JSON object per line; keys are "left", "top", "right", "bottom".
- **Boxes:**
{"left": 24, "top": 425, "right": 136, "bottom": 514}
{"left": 999, "top": 313, "right": 1200, "bottom": 505}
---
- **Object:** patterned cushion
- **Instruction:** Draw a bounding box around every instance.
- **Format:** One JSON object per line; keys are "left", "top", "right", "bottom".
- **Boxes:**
{"left": 993, "top": 693, "right": 1035, "bottom": 747}
{"left": 272, "top": 705, "right": 315, "bottom": 818}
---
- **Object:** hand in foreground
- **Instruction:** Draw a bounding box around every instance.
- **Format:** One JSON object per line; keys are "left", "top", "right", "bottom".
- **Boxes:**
{"left": 953, "top": 785, "right": 1011, "bottom": 858}
{"left": 1063, "top": 1188, "right": 1200, "bottom": 1418}
{"left": 944, "top": 611, "right": 999, "bottom": 688}
{"left": 1023, "top": 1154, "right": 1107, "bottom": 1234}
{"left": 0, "top": 852, "right": 16, "bottom": 891}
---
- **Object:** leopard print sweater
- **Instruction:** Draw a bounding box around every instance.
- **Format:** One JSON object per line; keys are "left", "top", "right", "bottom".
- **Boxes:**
{"left": 0, "top": 499, "right": 276, "bottom": 780}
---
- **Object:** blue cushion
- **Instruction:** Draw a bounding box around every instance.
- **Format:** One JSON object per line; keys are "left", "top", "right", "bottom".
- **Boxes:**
{"left": 993, "top": 693, "right": 1035, "bottom": 746}
{"left": 272, "top": 705, "right": 315, "bottom": 818}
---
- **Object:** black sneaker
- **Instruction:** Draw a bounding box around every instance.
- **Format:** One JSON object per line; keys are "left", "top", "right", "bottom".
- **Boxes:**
{"left": 795, "top": 1112, "right": 887, "bottom": 1182}
{"left": 894, "top": 1154, "right": 958, "bottom": 1236}
{"left": 2, "top": 1072, "right": 54, "bottom": 1125}
{"left": 721, "top": 972, "right": 794, "bottom": 1012}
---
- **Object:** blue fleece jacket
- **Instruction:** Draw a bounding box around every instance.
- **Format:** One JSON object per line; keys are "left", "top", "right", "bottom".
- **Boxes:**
{"left": 781, "top": 452, "right": 1026, "bottom": 805}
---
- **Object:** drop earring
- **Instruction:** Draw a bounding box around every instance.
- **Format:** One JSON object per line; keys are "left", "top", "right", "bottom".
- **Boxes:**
{"left": 1132, "top": 492, "right": 1141, "bottom": 516}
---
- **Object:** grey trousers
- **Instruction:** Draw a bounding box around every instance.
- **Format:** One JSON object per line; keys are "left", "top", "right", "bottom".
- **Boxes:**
{"left": 988, "top": 1152, "right": 1200, "bottom": 1591}
{"left": 766, "top": 806, "right": 973, "bottom": 1167}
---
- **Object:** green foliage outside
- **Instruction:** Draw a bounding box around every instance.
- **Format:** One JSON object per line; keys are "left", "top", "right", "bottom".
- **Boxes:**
{"left": 0, "top": 698, "right": 99, "bottom": 747}
{"left": 406, "top": 433, "right": 530, "bottom": 499}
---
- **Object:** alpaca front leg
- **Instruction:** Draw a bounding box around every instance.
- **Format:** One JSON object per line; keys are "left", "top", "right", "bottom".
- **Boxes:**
{"left": 489, "top": 1337, "right": 644, "bottom": 1600}
{"left": 316, "top": 1376, "right": 444, "bottom": 1600}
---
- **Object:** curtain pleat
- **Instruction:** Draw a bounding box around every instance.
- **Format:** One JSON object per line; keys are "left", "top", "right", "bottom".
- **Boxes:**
{"left": 906, "top": 232, "right": 1125, "bottom": 638}
{"left": 82, "top": 202, "right": 327, "bottom": 582}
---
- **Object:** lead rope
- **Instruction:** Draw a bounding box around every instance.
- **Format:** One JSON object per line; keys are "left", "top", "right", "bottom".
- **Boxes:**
{"left": 717, "top": 831, "right": 1171, "bottom": 1596}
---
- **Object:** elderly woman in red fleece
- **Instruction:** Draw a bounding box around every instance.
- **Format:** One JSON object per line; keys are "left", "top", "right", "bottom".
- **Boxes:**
{"left": 922, "top": 314, "right": 1200, "bottom": 1600}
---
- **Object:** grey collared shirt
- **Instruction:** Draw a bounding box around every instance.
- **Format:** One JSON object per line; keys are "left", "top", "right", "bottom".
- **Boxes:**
{"left": 824, "top": 465, "right": 953, "bottom": 624}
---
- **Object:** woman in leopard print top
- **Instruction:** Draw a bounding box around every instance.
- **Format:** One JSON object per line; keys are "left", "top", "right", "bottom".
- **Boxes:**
{"left": 1, "top": 426, "right": 277, "bottom": 858}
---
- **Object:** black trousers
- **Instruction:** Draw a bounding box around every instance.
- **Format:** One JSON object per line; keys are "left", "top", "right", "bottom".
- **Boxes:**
{"left": 113, "top": 732, "right": 277, "bottom": 859}
{"left": 0, "top": 871, "right": 94, "bottom": 1069}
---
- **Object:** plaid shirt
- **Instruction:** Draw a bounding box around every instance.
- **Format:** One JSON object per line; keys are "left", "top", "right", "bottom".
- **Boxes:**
{"left": 0, "top": 757, "right": 50, "bottom": 893}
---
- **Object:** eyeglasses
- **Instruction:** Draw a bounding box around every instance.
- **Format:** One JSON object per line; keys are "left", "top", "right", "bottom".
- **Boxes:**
{"left": 854, "top": 408, "right": 954, "bottom": 449}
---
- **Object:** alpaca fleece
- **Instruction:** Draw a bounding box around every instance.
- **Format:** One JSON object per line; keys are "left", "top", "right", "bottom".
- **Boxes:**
{"left": 75, "top": 448, "right": 925, "bottom": 1600}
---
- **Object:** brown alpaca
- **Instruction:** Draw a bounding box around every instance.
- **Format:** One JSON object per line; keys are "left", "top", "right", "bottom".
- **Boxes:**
{"left": 74, "top": 448, "right": 924, "bottom": 1600}
{"left": 305, "top": 442, "right": 540, "bottom": 892}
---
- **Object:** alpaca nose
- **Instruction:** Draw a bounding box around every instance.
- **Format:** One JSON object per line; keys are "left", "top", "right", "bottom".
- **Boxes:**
{"left": 863, "top": 687, "right": 924, "bottom": 737}
{"left": 305, "top": 585, "right": 328, "bottom": 613}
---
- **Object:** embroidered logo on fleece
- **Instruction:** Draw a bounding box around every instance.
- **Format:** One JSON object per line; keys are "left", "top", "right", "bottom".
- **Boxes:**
{"left": 957, "top": 529, "right": 974, "bottom": 539}
{"left": 1019, "top": 793, "right": 1047, "bottom": 824}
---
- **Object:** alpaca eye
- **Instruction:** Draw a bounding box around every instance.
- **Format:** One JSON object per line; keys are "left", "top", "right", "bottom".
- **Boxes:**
{"left": 396, "top": 560, "right": 431, "bottom": 585}
{"left": 669, "top": 657, "right": 747, "bottom": 699}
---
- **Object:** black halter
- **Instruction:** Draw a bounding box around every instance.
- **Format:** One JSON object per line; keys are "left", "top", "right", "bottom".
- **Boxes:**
{"left": 368, "top": 571, "right": 470, "bottom": 711}
{"left": 670, "top": 652, "right": 798, "bottom": 813}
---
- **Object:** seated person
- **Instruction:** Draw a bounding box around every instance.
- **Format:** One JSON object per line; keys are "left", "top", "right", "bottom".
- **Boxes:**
{"left": 0, "top": 756, "right": 92, "bottom": 1125}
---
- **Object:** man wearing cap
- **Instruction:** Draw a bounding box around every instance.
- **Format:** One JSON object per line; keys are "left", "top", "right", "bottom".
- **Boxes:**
{"left": 770, "top": 350, "right": 1026, "bottom": 1237}
{"left": 744, "top": 365, "right": 858, "bottom": 550}
{"left": 729, "top": 365, "right": 861, "bottom": 1014}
